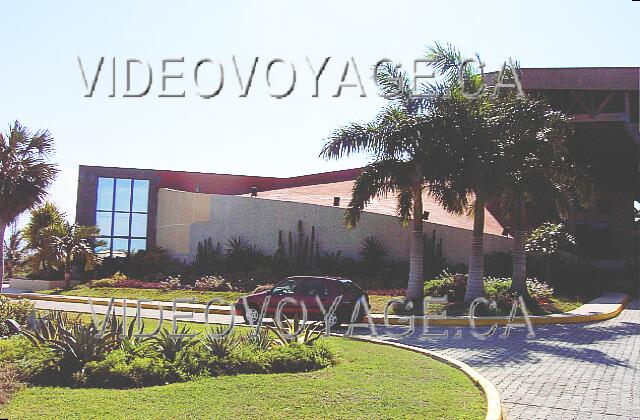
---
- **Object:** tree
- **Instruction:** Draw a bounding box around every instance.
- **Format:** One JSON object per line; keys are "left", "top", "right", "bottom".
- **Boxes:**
{"left": 320, "top": 62, "right": 469, "bottom": 307}
{"left": 0, "top": 121, "right": 57, "bottom": 285}
{"left": 493, "top": 95, "right": 593, "bottom": 294}
{"left": 526, "top": 222, "right": 576, "bottom": 283}
{"left": 40, "top": 222, "right": 102, "bottom": 288}
{"left": 3, "top": 224, "right": 26, "bottom": 279}
{"left": 23, "top": 201, "right": 66, "bottom": 273}
{"left": 427, "top": 43, "right": 506, "bottom": 303}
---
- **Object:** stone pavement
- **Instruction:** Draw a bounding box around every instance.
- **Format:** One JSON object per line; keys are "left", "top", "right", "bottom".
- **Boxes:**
{"left": 380, "top": 299, "right": 640, "bottom": 419}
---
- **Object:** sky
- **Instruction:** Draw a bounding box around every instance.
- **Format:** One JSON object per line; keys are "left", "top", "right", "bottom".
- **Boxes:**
{"left": 1, "top": 1, "right": 639, "bottom": 224}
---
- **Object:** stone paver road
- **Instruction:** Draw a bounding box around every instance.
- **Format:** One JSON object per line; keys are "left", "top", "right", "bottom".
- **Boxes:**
{"left": 381, "top": 299, "right": 640, "bottom": 419}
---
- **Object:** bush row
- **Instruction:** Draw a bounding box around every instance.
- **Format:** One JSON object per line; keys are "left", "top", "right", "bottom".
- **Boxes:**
{"left": 1, "top": 312, "right": 336, "bottom": 389}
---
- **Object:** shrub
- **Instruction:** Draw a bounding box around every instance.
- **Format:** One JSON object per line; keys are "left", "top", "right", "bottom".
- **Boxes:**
{"left": 225, "top": 345, "right": 270, "bottom": 374}
{"left": 0, "top": 297, "right": 35, "bottom": 338}
{"left": 202, "top": 325, "right": 241, "bottom": 359}
{"left": 267, "top": 340, "right": 336, "bottom": 373}
{"left": 483, "top": 277, "right": 516, "bottom": 312}
{"left": 527, "top": 278, "right": 554, "bottom": 302}
{"left": 0, "top": 363, "right": 23, "bottom": 406}
{"left": 84, "top": 349, "right": 173, "bottom": 387}
{"left": 159, "top": 276, "right": 182, "bottom": 291}
{"left": 151, "top": 327, "right": 197, "bottom": 362}
{"left": 15, "top": 345, "right": 63, "bottom": 384}
{"left": 88, "top": 278, "right": 118, "bottom": 288}
{"left": 251, "top": 284, "right": 273, "bottom": 294}
{"left": 0, "top": 336, "right": 36, "bottom": 363}
{"left": 423, "top": 272, "right": 466, "bottom": 302}
{"left": 195, "top": 276, "right": 233, "bottom": 292}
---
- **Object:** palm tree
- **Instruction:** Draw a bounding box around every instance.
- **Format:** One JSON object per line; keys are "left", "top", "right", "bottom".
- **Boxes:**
{"left": 492, "top": 95, "right": 593, "bottom": 294}
{"left": 427, "top": 43, "right": 505, "bottom": 303}
{"left": 0, "top": 121, "right": 57, "bottom": 286}
{"left": 321, "top": 64, "right": 469, "bottom": 307}
{"left": 3, "top": 224, "right": 25, "bottom": 279}
{"left": 40, "top": 222, "right": 102, "bottom": 288}
{"left": 23, "top": 202, "right": 66, "bottom": 274}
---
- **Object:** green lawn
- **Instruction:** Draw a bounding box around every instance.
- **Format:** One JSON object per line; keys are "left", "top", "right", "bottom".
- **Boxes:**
{"left": 44, "top": 286, "right": 397, "bottom": 313}
{"left": 43, "top": 286, "right": 245, "bottom": 306}
{"left": 41, "top": 286, "right": 586, "bottom": 316}
{"left": 0, "top": 335, "right": 485, "bottom": 419}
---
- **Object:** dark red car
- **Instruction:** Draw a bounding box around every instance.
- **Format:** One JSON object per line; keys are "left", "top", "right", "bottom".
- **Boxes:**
{"left": 235, "top": 276, "right": 369, "bottom": 327}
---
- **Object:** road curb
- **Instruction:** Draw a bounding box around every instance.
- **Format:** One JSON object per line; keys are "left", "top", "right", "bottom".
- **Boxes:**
{"left": 1, "top": 292, "right": 233, "bottom": 315}
{"left": 369, "top": 294, "right": 630, "bottom": 327}
{"left": 346, "top": 336, "right": 504, "bottom": 420}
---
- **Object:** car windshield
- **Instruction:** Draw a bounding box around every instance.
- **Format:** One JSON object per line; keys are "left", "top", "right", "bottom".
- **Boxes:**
{"left": 338, "top": 279, "right": 363, "bottom": 295}
{"left": 272, "top": 278, "right": 298, "bottom": 296}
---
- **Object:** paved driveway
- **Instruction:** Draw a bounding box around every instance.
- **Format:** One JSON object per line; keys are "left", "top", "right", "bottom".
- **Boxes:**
{"left": 381, "top": 300, "right": 640, "bottom": 419}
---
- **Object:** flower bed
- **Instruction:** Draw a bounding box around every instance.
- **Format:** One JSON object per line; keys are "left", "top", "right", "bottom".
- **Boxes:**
{"left": 1, "top": 312, "right": 335, "bottom": 390}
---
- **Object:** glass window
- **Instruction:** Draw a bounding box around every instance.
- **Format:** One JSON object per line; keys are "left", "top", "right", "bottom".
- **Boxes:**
{"left": 130, "top": 239, "right": 147, "bottom": 253}
{"left": 96, "top": 237, "right": 111, "bottom": 253}
{"left": 301, "top": 278, "right": 329, "bottom": 296}
{"left": 96, "top": 178, "right": 114, "bottom": 211}
{"left": 114, "top": 179, "right": 132, "bottom": 212}
{"left": 96, "top": 211, "right": 112, "bottom": 237}
{"left": 113, "top": 212, "right": 130, "bottom": 237}
{"left": 130, "top": 213, "right": 147, "bottom": 237}
{"left": 112, "top": 238, "right": 129, "bottom": 254}
{"left": 95, "top": 177, "right": 149, "bottom": 257}
{"left": 272, "top": 278, "right": 298, "bottom": 296}
{"left": 132, "top": 179, "right": 150, "bottom": 213}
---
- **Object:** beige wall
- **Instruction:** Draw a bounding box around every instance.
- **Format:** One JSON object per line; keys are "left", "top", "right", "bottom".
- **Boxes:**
{"left": 156, "top": 189, "right": 211, "bottom": 254}
{"left": 156, "top": 188, "right": 513, "bottom": 264}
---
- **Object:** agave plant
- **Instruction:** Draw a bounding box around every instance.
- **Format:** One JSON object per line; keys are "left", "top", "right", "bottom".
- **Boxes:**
{"left": 151, "top": 326, "right": 198, "bottom": 362}
{"left": 203, "top": 325, "right": 242, "bottom": 358}
{"left": 242, "top": 327, "right": 273, "bottom": 351}
{"left": 268, "top": 318, "right": 325, "bottom": 347}
{"left": 50, "top": 322, "right": 119, "bottom": 368}
{"left": 21, "top": 310, "right": 79, "bottom": 344}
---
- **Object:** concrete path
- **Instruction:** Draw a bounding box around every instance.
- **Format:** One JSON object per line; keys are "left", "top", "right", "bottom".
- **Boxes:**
{"left": 380, "top": 298, "right": 640, "bottom": 419}
{"left": 28, "top": 298, "right": 244, "bottom": 326}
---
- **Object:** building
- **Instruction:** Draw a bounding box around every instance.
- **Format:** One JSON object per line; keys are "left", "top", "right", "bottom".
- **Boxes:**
{"left": 75, "top": 67, "right": 640, "bottom": 288}
{"left": 75, "top": 165, "right": 512, "bottom": 264}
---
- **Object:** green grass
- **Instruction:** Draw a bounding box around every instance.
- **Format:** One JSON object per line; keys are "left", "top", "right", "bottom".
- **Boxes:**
{"left": 0, "top": 336, "right": 485, "bottom": 419}
{"left": 44, "top": 286, "right": 397, "bottom": 313}
{"left": 43, "top": 286, "right": 245, "bottom": 305}
{"left": 41, "top": 286, "right": 586, "bottom": 317}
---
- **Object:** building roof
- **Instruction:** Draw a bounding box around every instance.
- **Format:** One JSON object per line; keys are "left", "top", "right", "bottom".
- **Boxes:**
{"left": 241, "top": 180, "right": 507, "bottom": 236}
{"left": 485, "top": 67, "right": 640, "bottom": 91}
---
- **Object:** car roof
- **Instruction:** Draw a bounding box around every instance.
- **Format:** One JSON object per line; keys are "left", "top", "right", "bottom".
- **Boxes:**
{"left": 284, "top": 276, "right": 352, "bottom": 282}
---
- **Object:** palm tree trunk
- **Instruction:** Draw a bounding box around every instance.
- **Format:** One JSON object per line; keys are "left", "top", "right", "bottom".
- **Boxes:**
{"left": 64, "top": 261, "right": 72, "bottom": 289}
{"left": 464, "top": 196, "right": 485, "bottom": 303}
{"left": 406, "top": 185, "right": 424, "bottom": 307}
{"left": 511, "top": 199, "right": 527, "bottom": 294}
{"left": 0, "top": 221, "right": 5, "bottom": 295}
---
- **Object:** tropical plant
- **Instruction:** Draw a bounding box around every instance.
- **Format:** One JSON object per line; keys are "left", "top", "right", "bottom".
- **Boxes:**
{"left": 359, "top": 235, "right": 388, "bottom": 273}
{"left": 320, "top": 59, "right": 471, "bottom": 308}
{"left": 203, "top": 325, "right": 242, "bottom": 358}
{"left": 194, "top": 275, "right": 233, "bottom": 292}
{"left": 0, "top": 296, "right": 35, "bottom": 338}
{"left": 427, "top": 43, "right": 506, "bottom": 303}
{"left": 23, "top": 202, "right": 65, "bottom": 252}
{"left": 35, "top": 222, "right": 102, "bottom": 288}
{"left": 3, "top": 224, "right": 25, "bottom": 279}
{"left": 267, "top": 318, "right": 325, "bottom": 347}
{"left": 0, "top": 122, "right": 58, "bottom": 284}
{"left": 23, "top": 318, "right": 119, "bottom": 372}
{"left": 492, "top": 94, "right": 593, "bottom": 294}
{"left": 151, "top": 327, "right": 198, "bottom": 362}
